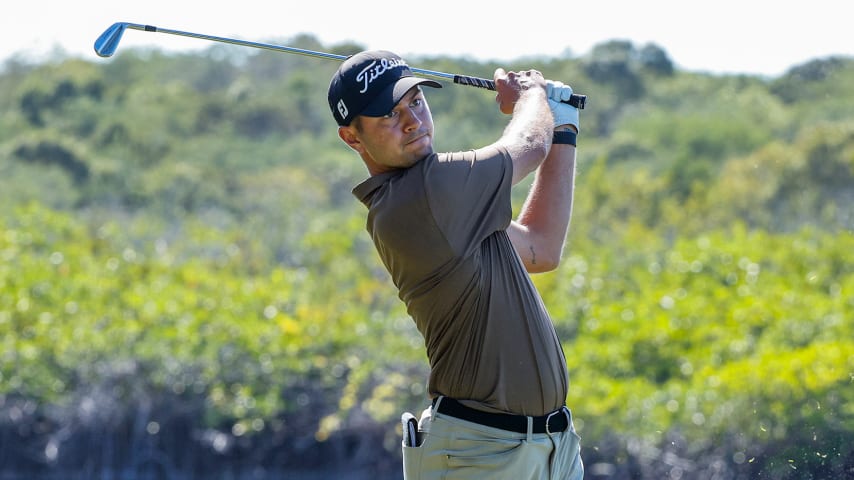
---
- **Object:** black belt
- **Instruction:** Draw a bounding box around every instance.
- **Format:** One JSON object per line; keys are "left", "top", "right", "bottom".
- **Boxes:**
{"left": 433, "top": 397, "right": 569, "bottom": 434}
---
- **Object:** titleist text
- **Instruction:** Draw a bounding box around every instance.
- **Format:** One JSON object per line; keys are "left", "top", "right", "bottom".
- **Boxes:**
{"left": 356, "top": 58, "right": 408, "bottom": 93}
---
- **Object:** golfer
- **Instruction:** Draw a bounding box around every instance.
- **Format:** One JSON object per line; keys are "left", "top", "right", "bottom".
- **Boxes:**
{"left": 328, "top": 50, "right": 583, "bottom": 479}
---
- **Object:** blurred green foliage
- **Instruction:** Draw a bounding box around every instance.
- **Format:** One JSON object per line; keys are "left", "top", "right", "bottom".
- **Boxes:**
{"left": 0, "top": 37, "right": 852, "bottom": 477}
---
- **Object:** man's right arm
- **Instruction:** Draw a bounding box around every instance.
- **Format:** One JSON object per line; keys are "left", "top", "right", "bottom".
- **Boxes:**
{"left": 490, "top": 68, "right": 553, "bottom": 185}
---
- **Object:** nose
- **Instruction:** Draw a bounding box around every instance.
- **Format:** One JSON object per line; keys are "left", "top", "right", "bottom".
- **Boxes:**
{"left": 400, "top": 106, "right": 422, "bottom": 132}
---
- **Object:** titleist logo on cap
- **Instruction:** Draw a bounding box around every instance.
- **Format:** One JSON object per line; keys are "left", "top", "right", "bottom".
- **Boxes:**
{"left": 328, "top": 50, "right": 440, "bottom": 126}
{"left": 356, "top": 58, "right": 408, "bottom": 94}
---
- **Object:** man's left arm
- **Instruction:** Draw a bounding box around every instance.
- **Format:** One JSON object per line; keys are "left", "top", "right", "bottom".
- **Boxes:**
{"left": 507, "top": 81, "right": 578, "bottom": 273}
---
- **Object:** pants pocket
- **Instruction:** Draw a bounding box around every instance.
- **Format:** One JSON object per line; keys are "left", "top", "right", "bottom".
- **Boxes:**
{"left": 445, "top": 437, "right": 526, "bottom": 475}
{"left": 402, "top": 443, "right": 425, "bottom": 480}
{"left": 550, "top": 418, "right": 584, "bottom": 479}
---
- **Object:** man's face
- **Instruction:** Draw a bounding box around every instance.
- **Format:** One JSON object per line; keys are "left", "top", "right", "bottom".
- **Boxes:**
{"left": 340, "top": 87, "right": 435, "bottom": 175}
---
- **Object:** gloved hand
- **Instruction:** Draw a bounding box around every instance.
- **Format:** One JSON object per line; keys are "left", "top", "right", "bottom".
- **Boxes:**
{"left": 546, "top": 80, "right": 579, "bottom": 131}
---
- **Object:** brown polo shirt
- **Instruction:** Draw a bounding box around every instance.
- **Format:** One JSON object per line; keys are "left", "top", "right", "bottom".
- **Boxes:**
{"left": 352, "top": 146, "right": 568, "bottom": 416}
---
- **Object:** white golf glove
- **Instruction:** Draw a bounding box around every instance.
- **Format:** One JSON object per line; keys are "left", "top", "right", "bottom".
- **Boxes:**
{"left": 546, "top": 80, "right": 579, "bottom": 131}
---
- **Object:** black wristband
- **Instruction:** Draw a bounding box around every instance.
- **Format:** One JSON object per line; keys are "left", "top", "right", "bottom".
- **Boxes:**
{"left": 552, "top": 130, "right": 577, "bottom": 146}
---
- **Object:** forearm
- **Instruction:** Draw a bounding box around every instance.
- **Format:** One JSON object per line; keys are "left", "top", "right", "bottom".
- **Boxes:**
{"left": 498, "top": 89, "right": 553, "bottom": 185}
{"left": 510, "top": 138, "right": 576, "bottom": 272}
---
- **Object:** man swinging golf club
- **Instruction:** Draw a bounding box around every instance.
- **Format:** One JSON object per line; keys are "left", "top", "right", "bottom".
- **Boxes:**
{"left": 329, "top": 50, "right": 583, "bottom": 479}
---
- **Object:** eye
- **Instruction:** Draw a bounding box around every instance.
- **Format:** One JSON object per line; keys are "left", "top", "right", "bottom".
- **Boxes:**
{"left": 382, "top": 110, "right": 399, "bottom": 119}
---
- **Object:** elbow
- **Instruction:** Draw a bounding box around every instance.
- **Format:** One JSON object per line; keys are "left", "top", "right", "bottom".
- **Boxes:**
{"left": 529, "top": 260, "right": 558, "bottom": 274}
{"left": 529, "top": 250, "right": 562, "bottom": 273}
{"left": 540, "top": 258, "right": 561, "bottom": 273}
{"left": 530, "top": 140, "right": 550, "bottom": 165}
{"left": 511, "top": 142, "right": 549, "bottom": 184}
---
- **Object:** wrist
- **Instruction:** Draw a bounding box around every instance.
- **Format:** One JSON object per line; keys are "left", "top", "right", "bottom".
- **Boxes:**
{"left": 552, "top": 130, "right": 577, "bottom": 146}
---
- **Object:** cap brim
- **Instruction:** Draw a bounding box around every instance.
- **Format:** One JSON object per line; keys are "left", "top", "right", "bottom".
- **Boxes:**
{"left": 360, "top": 77, "right": 442, "bottom": 117}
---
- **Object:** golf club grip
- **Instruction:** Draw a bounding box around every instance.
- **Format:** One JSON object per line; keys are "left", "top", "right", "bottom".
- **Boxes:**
{"left": 453, "top": 75, "right": 586, "bottom": 109}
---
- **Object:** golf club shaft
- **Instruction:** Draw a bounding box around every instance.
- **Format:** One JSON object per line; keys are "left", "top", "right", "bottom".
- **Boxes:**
{"left": 95, "top": 22, "right": 586, "bottom": 109}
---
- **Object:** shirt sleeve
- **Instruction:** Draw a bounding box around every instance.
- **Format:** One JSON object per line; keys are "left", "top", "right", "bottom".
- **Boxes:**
{"left": 422, "top": 146, "right": 514, "bottom": 256}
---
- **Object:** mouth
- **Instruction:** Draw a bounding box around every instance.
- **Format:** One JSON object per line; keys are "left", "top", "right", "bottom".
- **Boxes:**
{"left": 406, "top": 131, "right": 430, "bottom": 146}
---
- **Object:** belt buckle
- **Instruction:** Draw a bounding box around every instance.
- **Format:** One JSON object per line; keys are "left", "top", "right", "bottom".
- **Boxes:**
{"left": 545, "top": 410, "right": 560, "bottom": 435}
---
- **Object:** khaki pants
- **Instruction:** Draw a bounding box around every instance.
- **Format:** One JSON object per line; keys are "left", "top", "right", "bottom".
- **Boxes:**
{"left": 402, "top": 399, "right": 584, "bottom": 480}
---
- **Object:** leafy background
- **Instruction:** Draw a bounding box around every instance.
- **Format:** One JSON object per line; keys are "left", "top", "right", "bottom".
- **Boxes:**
{"left": 1, "top": 37, "right": 852, "bottom": 479}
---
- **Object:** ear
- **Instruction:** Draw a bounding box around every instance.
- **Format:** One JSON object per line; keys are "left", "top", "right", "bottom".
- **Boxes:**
{"left": 338, "top": 126, "right": 365, "bottom": 154}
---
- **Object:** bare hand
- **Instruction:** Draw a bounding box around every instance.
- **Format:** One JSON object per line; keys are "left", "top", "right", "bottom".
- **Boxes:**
{"left": 494, "top": 68, "right": 546, "bottom": 115}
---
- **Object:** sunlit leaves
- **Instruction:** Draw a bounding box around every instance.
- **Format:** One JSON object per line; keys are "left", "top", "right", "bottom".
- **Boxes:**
{"left": 552, "top": 223, "right": 853, "bottom": 472}
{"left": 1, "top": 43, "right": 852, "bottom": 476}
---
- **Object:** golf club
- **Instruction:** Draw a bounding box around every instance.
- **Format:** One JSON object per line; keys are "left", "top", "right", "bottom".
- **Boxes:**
{"left": 94, "top": 22, "right": 586, "bottom": 109}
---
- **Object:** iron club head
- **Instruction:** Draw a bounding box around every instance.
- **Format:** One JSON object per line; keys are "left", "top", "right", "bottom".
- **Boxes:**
{"left": 94, "top": 22, "right": 129, "bottom": 58}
